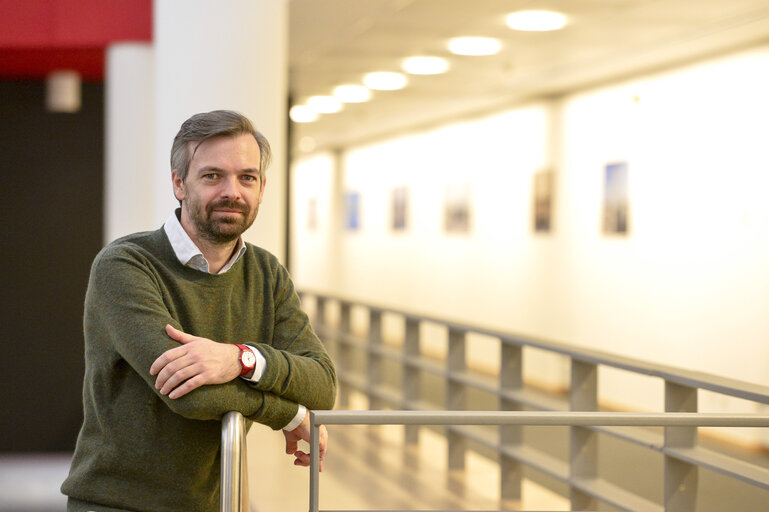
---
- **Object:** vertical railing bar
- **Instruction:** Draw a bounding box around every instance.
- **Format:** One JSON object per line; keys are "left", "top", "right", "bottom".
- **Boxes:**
{"left": 368, "top": 309, "right": 383, "bottom": 411}
{"left": 447, "top": 328, "right": 467, "bottom": 480}
{"left": 316, "top": 295, "right": 328, "bottom": 351}
{"left": 309, "top": 411, "right": 321, "bottom": 512}
{"left": 220, "top": 411, "right": 247, "bottom": 512}
{"left": 664, "top": 381, "right": 699, "bottom": 512}
{"left": 569, "top": 359, "right": 599, "bottom": 510}
{"left": 338, "top": 301, "right": 352, "bottom": 409}
{"left": 403, "top": 317, "right": 421, "bottom": 459}
{"left": 499, "top": 341, "right": 523, "bottom": 506}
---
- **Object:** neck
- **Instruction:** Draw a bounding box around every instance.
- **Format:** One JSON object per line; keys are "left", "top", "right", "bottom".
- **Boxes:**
{"left": 195, "top": 237, "right": 239, "bottom": 274}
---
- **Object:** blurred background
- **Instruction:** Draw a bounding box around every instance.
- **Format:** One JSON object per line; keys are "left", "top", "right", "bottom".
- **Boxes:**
{"left": 1, "top": 0, "right": 769, "bottom": 510}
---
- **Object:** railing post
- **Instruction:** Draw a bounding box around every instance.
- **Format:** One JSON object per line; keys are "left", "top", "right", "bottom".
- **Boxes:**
{"left": 309, "top": 411, "right": 321, "bottom": 512}
{"left": 220, "top": 411, "right": 248, "bottom": 512}
{"left": 665, "top": 381, "right": 698, "bottom": 512}
{"left": 500, "top": 342, "right": 523, "bottom": 507}
{"left": 338, "top": 301, "right": 352, "bottom": 409}
{"left": 403, "top": 317, "right": 421, "bottom": 465}
{"left": 447, "top": 328, "right": 467, "bottom": 482}
{"left": 569, "top": 359, "right": 598, "bottom": 510}
{"left": 315, "top": 295, "right": 328, "bottom": 352}
{"left": 368, "top": 309, "right": 384, "bottom": 410}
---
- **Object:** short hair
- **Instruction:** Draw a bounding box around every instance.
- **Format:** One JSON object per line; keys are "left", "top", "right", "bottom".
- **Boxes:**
{"left": 170, "top": 110, "right": 272, "bottom": 181}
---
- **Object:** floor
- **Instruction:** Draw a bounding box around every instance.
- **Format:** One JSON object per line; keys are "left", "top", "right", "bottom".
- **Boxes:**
{"left": 0, "top": 426, "right": 565, "bottom": 512}
{"left": 2, "top": 421, "right": 767, "bottom": 512}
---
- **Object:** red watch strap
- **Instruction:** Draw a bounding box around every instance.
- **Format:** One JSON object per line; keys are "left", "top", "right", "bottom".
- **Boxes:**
{"left": 235, "top": 344, "right": 255, "bottom": 376}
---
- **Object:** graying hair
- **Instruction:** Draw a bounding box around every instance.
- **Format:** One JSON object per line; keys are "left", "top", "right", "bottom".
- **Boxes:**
{"left": 170, "top": 110, "right": 271, "bottom": 181}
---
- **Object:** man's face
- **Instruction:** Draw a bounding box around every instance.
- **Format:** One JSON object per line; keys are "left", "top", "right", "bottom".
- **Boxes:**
{"left": 172, "top": 133, "right": 266, "bottom": 245}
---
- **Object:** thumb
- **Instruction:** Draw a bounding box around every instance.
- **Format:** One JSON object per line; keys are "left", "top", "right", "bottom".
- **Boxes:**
{"left": 165, "top": 324, "right": 195, "bottom": 344}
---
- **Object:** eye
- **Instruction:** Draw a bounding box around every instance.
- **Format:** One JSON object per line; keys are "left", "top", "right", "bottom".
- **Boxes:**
{"left": 241, "top": 174, "right": 259, "bottom": 183}
{"left": 202, "top": 173, "right": 219, "bottom": 181}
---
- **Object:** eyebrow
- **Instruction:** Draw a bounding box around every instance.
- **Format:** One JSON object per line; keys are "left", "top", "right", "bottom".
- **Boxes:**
{"left": 196, "top": 165, "right": 261, "bottom": 175}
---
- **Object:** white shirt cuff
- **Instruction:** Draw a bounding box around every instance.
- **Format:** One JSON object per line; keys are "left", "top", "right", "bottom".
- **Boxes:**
{"left": 283, "top": 405, "right": 306, "bottom": 432}
{"left": 238, "top": 344, "right": 305, "bottom": 431}
{"left": 240, "top": 345, "right": 267, "bottom": 383}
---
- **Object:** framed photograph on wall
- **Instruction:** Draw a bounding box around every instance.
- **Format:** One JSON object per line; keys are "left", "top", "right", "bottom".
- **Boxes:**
{"left": 443, "top": 183, "right": 472, "bottom": 234}
{"left": 344, "top": 191, "right": 360, "bottom": 231}
{"left": 602, "top": 161, "right": 629, "bottom": 235}
{"left": 533, "top": 169, "right": 554, "bottom": 233}
{"left": 391, "top": 186, "right": 408, "bottom": 231}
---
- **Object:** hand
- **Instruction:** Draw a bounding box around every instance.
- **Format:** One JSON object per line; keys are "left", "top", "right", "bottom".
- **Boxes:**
{"left": 282, "top": 412, "right": 327, "bottom": 471}
{"left": 149, "top": 324, "right": 241, "bottom": 399}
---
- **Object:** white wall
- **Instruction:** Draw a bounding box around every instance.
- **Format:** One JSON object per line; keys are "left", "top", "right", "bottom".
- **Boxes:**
{"left": 291, "top": 44, "right": 769, "bottom": 443}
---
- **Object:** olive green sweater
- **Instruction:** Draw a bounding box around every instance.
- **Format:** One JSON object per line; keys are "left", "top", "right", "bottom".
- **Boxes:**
{"left": 61, "top": 228, "right": 336, "bottom": 512}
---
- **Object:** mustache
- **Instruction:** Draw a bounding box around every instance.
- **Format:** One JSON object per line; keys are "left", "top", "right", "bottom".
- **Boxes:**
{"left": 207, "top": 200, "right": 249, "bottom": 214}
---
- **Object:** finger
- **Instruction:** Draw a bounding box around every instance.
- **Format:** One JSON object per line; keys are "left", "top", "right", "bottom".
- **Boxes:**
{"left": 319, "top": 425, "right": 328, "bottom": 461}
{"left": 291, "top": 451, "right": 323, "bottom": 471}
{"left": 165, "top": 324, "right": 196, "bottom": 344}
{"left": 153, "top": 350, "right": 192, "bottom": 388}
{"left": 285, "top": 437, "right": 298, "bottom": 455}
{"left": 158, "top": 363, "right": 198, "bottom": 395}
{"left": 292, "top": 450, "right": 310, "bottom": 466}
{"left": 168, "top": 374, "right": 206, "bottom": 399}
{"left": 150, "top": 345, "right": 186, "bottom": 376}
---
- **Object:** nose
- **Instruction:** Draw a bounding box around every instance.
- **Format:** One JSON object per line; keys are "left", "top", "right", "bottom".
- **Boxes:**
{"left": 219, "top": 175, "right": 242, "bottom": 200}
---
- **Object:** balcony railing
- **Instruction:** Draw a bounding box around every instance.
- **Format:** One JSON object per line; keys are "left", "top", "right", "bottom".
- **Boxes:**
{"left": 299, "top": 291, "right": 769, "bottom": 511}
{"left": 308, "top": 410, "right": 769, "bottom": 512}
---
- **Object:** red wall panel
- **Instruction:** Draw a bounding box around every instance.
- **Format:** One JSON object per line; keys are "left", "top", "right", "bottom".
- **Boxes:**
{"left": 0, "top": 0, "right": 151, "bottom": 79}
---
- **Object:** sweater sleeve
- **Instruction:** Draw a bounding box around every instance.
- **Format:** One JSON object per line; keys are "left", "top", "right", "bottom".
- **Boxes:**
{"left": 249, "top": 263, "right": 337, "bottom": 412}
{"left": 88, "top": 245, "right": 299, "bottom": 429}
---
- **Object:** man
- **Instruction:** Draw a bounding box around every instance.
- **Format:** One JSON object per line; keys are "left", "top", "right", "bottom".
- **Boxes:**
{"left": 62, "top": 110, "right": 336, "bottom": 511}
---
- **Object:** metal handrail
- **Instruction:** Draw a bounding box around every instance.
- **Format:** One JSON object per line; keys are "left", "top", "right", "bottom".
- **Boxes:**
{"left": 221, "top": 411, "right": 249, "bottom": 512}
{"left": 300, "top": 291, "right": 769, "bottom": 404}
{"left": 308, "top": 410, "right": 769, "bottom": 512}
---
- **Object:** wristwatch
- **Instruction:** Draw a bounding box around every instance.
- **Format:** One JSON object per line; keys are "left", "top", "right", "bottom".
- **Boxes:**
{"left": 235, "top": 344, "right": 256, "bottom": 376}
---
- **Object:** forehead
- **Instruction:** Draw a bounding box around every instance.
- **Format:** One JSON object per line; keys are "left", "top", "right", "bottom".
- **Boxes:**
{"left": 188, "top": 133, "right": 261, "bottom": 170}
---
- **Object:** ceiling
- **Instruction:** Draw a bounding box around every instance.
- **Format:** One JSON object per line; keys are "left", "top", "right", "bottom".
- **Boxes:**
{"left": 3, "top": 1, "right": 769, "bottom": 155}
{"left": 287, "top": 0, "right": 769, "bottom": 153}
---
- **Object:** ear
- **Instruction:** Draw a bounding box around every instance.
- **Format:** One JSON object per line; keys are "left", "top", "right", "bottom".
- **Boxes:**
{"left": 257, "top": 175, "right": 267, "bottom": 205}
{"left": 172, "top": 171, "right": 186, "bottom": 202}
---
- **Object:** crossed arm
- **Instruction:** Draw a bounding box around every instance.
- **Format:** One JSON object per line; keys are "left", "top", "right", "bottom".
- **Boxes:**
{"left": 88, "top": 246, "right": 336, "bottom": 470}
{"left": 149, "top": 324, "right": 329, "bottom": 469}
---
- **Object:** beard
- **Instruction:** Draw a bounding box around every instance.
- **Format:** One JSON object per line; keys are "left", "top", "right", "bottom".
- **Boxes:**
{"left": 185, "top": 196, "right": 258, "bottom": 245}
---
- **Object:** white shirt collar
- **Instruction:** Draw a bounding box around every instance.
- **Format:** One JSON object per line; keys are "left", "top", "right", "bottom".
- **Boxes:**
{"left": 163, "top": 209, "right": 247, "bottom": 274}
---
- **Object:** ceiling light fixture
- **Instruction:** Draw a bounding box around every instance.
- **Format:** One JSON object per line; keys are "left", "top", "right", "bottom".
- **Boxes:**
{"left": 307, "top": 95, "right": 343, "bottom": 114}
{"left": 448, "top": 37, "right": 501, "bottom": 56}
{"left": 402, "top": 56, "right": 450, "bottom": 75}
{"left": 289, "top": 105, "right": 318, "bottom": 123}
{"left": 506, "top": 10, "right": 568, "bottom": 31}
{"left": 333, "top": 84, "right": 372, "bottom": 103}
{"left": 364, "top": 71, "right": 408, "bottom": 91}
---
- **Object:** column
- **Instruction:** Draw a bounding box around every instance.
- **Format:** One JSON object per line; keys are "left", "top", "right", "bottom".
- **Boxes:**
{"left": 154, "top": 0, "right": 289, "bottom": 260}
{"left": 104, "top": 43, "right": 154, "bottom": 243}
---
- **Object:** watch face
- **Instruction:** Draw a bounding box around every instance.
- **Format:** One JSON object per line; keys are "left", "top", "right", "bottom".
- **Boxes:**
{"left": 242, "top": 351, "right": 256, "bottom": 367}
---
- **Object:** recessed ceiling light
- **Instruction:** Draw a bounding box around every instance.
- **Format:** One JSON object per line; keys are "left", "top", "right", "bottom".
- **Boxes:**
{"left": 306, "top": 95, "right": 343, "bottom": 114}
{"left": 402, "top": 56, "right": 450, "bottom": 75}
{"left": 448, "top": 37, "right": 501, "bottom": 56}
{"left": 333, "top": 84, "right": 372, "bottom": 103}
{"left": 364, "top": 71, "right": 408, "bottom": 91}
{"left": 289, "top": 105, "right": 318, "bottom": 123}
{"left": 506, "top": 10, "right": 567, "bottom": 32}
